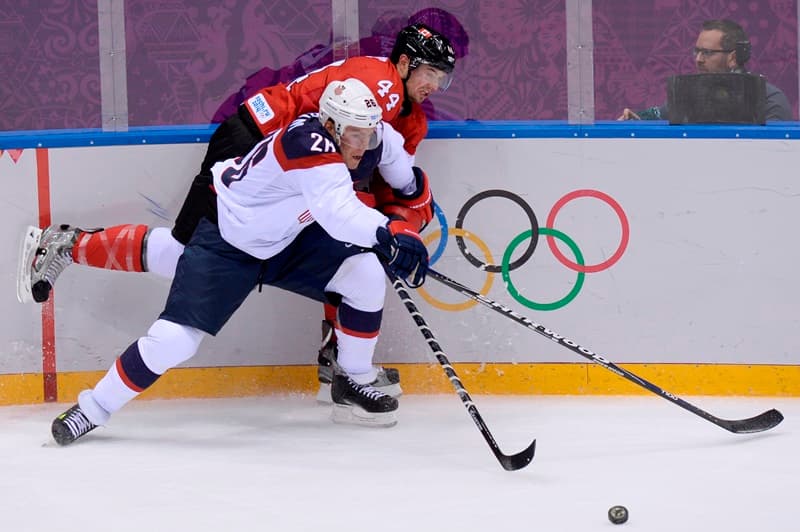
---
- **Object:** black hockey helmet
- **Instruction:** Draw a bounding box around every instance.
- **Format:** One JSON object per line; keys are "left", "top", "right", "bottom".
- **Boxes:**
{"left": 390, "top": 23, "right": 456, "bottom": 76}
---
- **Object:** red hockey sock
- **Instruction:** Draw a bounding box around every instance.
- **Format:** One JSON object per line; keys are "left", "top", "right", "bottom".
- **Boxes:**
{"left": 323, "top": 302, "right": 338, "bottom": 324}
{"left": 323, "top": 302, "right": 339, "bottom": 343}
{"left": 72, "top": 224, "right": 148, "bottom": 272}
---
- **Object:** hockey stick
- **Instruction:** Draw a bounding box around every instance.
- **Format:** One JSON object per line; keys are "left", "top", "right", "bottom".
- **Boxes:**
{"left": 426, "top": 268, "right": 783, "bottom": 435}
{"left": 387, "top": 273, "right": 536, "bottom": 471}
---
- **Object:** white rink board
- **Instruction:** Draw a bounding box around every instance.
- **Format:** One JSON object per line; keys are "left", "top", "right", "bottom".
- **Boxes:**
{"left": 2, "top": 137, "right": 799, "bottom": 374}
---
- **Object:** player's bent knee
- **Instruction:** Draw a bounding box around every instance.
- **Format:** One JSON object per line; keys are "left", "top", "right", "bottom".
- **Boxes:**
{"left": 327, "top": 253, "right": 386, "bottom": 311}
{"left": 137, "top": 319, "right": 204, "bottom": 374}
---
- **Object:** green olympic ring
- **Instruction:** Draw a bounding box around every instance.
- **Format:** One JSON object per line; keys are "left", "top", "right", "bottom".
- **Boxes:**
{"left": 501, "top": 227, "right": 585, "bottom": 311}
{"left": 429, "top": 189, "right": 626, "bottom": 311}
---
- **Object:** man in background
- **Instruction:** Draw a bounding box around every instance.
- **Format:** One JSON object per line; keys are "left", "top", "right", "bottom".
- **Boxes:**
{"left": 618, "top": 19, "right": 792, "bottom": 121}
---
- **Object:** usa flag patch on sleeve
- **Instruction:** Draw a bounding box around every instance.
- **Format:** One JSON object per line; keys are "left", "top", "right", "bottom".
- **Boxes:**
{"left": 246, "top": 93, "right": 275, "bottom": 125}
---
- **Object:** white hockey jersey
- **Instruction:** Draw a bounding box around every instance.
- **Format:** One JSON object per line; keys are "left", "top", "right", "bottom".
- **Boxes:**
{"left": 211, "top": 114, "right": 415, "bottom": 260}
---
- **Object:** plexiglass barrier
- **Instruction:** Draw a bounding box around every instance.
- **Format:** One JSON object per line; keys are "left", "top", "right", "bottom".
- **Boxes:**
{"left": 0, "top": 0, "right": 797, "bottom": 133}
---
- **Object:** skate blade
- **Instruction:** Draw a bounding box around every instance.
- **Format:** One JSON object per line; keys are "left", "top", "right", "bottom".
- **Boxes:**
{"left": 331, "top": 404, "right": 397, "bottom": 428}
{"left": 16, "top": 226, "right": 42, "bottom": 304}
{"left": 316, "top": 382, "right": 333, "bottom": 404}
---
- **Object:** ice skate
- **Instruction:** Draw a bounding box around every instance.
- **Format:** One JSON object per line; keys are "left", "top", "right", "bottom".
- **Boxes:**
{"left": 17, "top": 224, "right": 85, "bottom": 303}
{"left": 51, "top": 390, "right": 110, "bottom": 445}
{"left": 316, "top": 319, "right": 402, "bottom": 403}
{"left": 16, "top": 226, "right": 42, "bottom": 303}
{"left": 330, "top": 371, "right": 398, "bottom": 428}
{"left": 52, "top": 404, "right": 98, "bottom": 446}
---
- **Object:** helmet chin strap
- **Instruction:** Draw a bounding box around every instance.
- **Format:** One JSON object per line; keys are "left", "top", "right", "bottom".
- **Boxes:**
{"left": 399, "top": 79, "right": 413, "bottom": 117}
{"left": 323, "top": 119, "right": 344, "bottom": 148}
{"left": 397, "top": 60, "right": 413, "bottom": 116}
{"left": 399, "top": 54, "right": 414, "bottom": 82}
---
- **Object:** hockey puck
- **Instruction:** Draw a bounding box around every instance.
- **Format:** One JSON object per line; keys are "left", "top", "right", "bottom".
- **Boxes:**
{"left": 608, "top": 505, "right": 628, "bottom": 524}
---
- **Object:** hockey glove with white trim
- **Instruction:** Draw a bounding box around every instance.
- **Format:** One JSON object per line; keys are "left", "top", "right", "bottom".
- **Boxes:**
{"left": 376, "top": 167, "right": 434, "bottom": 231}
{"left": 375, "top": 220, "right": 428, "bottom": 287}
{"left": 381, "top": 204, "right": 426, "bottom": 231}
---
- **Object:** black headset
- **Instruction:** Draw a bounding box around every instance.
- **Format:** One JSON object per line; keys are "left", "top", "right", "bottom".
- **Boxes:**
{"left": 735, "top": 40, "right": 751, "bottom": 66}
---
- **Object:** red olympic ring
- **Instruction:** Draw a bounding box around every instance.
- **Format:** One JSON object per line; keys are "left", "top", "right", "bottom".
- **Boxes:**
{"left": 545, "top": 189, "right": 629, "bottom": 273}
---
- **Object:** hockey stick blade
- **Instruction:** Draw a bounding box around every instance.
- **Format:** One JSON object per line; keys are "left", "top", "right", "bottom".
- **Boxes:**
{"left": 427, "top": 268, "right": 784, "bottom": 435}
{"left": 498, "top": 439, "right": 536, "bottom": 471}
{"left": 387, "top": 273, "right": 536, "bottom": 470}
{"left": 715, "top": 408, "right": 783, "bottom": 434}
{"left": 467, "top": 402, "right": 536, "bottom": 470}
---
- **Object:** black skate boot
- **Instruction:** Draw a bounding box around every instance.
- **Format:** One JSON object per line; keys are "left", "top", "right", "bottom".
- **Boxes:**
{"left": 331, "top": 371, "right": 399, "bottom": 427}
{"left": 52, "top": 404, "right": 98, "bottom": 446}
{"left": 316, "top": 320, "right": 402, "bottom": 403}
{"left": 51, "top": 390, "right": 109, "bottom": 445}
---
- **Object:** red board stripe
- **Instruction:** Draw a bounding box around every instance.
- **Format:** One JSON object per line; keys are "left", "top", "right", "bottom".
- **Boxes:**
{"left": 36, "top": 149, "right": 57, "bottom": 402}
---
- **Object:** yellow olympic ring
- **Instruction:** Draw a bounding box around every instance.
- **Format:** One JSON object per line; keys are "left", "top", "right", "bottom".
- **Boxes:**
{"left": 417, "top": 228, "right": 495, "bottom": 311}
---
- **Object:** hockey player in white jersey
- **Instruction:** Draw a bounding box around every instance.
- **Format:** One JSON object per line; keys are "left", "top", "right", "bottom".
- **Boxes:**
{"left": 51, "top": 78, "right": 429, "bottom": 445}
{"left": 19, "top": 25, "right": 453, "bottom": 402}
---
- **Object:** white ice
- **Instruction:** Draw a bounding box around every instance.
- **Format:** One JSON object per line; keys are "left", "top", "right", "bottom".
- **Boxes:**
{"left": 1, "top": 394, "right": 797, "bottom": 532}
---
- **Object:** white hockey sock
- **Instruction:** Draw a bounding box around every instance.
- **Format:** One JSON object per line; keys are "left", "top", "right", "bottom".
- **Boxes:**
{"left": 145, "top": 227, "right": 184, "bottom": 279}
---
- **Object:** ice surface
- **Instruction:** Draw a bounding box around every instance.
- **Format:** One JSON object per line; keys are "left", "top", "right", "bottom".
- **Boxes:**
{"left": 1, "top": 394, "right": 797, "bottom": 531}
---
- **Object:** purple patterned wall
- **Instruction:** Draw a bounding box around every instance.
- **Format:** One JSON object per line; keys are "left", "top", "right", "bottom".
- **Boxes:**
{"left": 1, "top": 1, "right": 798, "bottom": 130}
{"left": 358, "top": 0, "right": 568, "bottom": 120}
{"left": 0, "top": 0, "right": 100, "bottom": 130}
{"left": 594, "top": 0, "right": 798, "bottom": 119}
{"left": 124, "top": 0, "right": 332, "bottom": 126}
{"left": 123, "top": 0, "right": 568, "bottom": 124}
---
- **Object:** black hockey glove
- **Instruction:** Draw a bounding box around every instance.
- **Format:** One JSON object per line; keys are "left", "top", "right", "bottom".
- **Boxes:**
{"left": 375, "top": 220, "right": 428, "bottom": 287}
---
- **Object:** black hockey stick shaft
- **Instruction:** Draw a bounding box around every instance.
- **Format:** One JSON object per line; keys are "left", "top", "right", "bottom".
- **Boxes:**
{"left": 427, "top": 268, "right": 783, "bottom": 434}
{"left": 388, "top": 274, "right": 535, "bottom": 471}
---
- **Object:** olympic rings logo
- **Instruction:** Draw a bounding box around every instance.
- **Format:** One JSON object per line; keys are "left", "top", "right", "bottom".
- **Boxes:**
{"left": 418, "top": 189, "right": 630, "bottom": 311}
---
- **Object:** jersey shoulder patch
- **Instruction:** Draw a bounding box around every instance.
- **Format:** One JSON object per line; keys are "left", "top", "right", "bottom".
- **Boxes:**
{"left": 246, "top": 93, "right": 275, "bottom": 125}
{"left": 276, "top": 115, "right": 342, "bottom": 170}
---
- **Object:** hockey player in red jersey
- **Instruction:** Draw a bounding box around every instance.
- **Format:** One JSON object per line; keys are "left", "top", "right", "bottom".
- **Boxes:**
{"left": 18, "top": 24, "right": 452, "bottom": 399}
{"left": 50, "top": 79, "right": 429, "bottom": 446}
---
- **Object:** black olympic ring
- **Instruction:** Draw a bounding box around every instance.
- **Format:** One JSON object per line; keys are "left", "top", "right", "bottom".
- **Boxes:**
{"left": 454, "top": 189, "right": 539, "bottom": 273}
